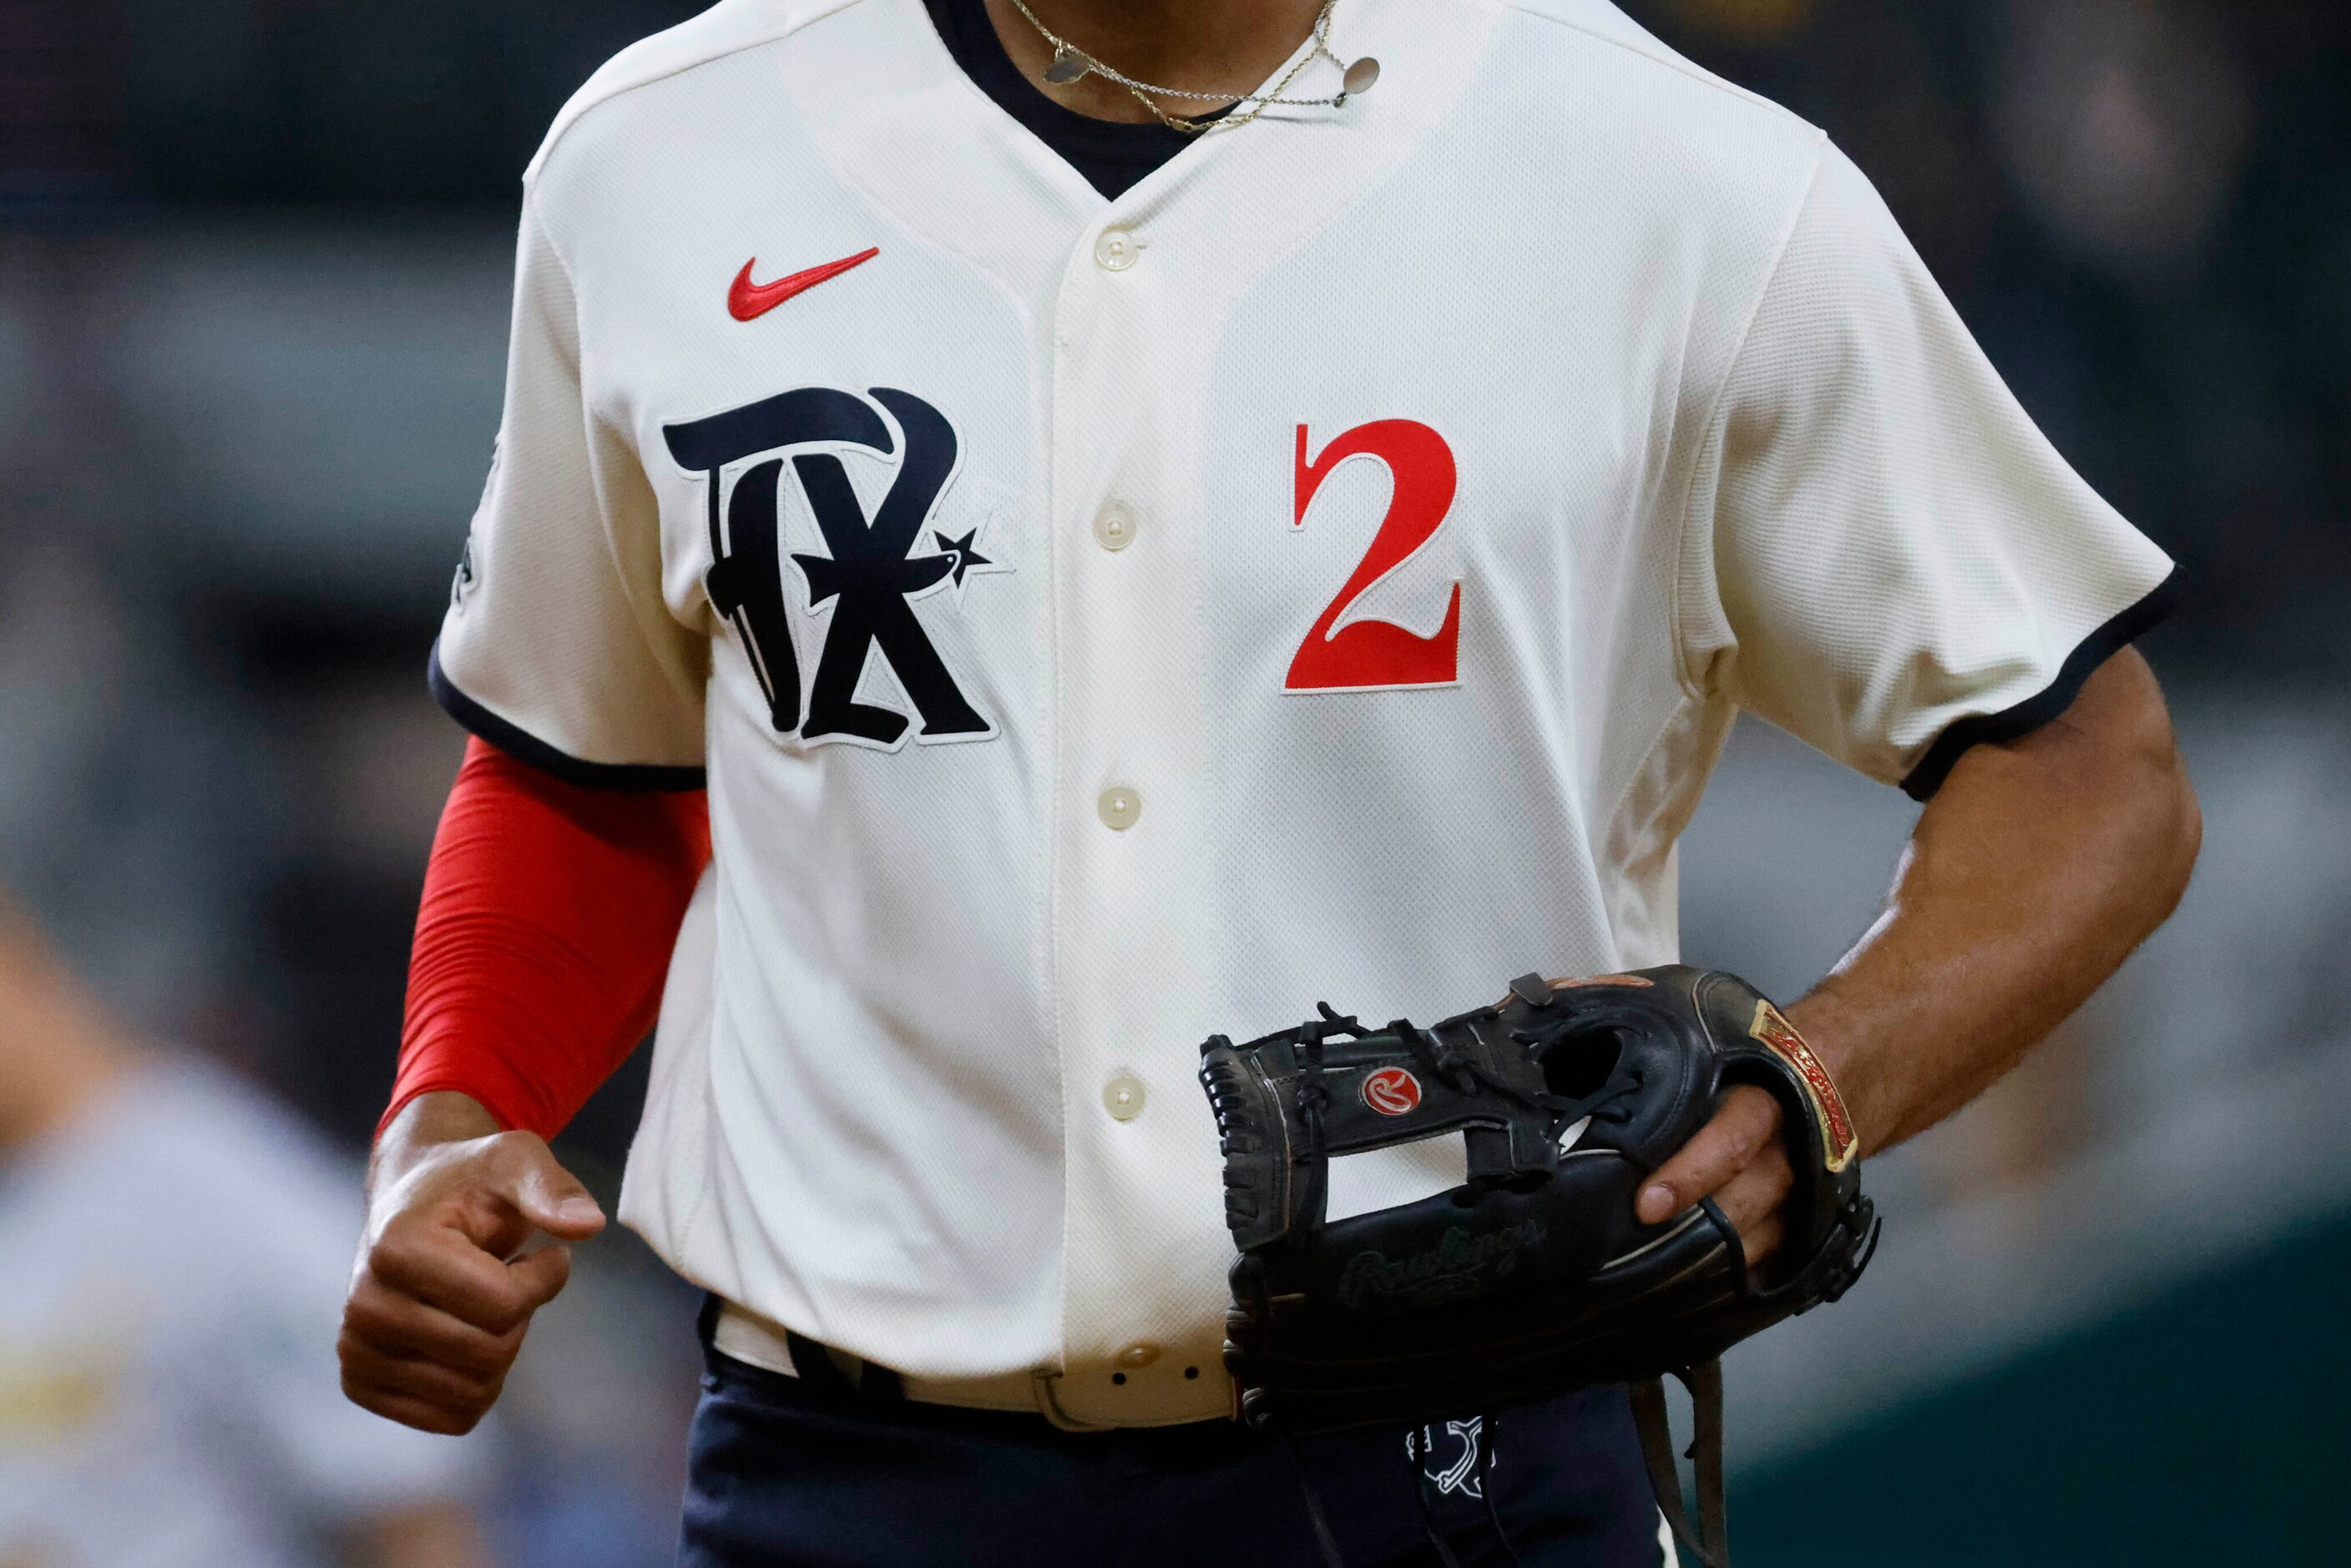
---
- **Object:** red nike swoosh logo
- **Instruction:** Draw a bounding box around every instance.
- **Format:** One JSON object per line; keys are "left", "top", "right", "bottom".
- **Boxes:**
{"left": 727, "top": 247, "right": 879, "bottom": 321}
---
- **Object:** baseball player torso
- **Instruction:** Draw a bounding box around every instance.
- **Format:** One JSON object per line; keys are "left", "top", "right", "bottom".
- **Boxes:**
{"left": 433, "top": 0, "right": 2172, "bottom": 1428}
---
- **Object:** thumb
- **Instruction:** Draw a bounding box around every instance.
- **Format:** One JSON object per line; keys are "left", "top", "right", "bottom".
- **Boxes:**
{"left": 498, "top": 1142, "right": 607, "bottom": 1242}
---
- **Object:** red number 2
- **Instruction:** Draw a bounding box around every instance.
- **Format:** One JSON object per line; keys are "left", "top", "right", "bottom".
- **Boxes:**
{"left": 1284, "top": 421, "right": 1463, "bottom": 692}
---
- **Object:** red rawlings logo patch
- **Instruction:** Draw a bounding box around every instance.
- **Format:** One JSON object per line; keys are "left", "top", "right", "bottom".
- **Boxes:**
{"left": 1749, "top": 1001, "right": 1860, "bottom": 1173}
{"left": 1361, "top": 1067, "right": 1423, "bottom": 1117}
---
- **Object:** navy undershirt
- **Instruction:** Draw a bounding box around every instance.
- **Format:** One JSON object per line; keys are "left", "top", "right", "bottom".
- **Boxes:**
{"left": 922, "top": 0, "right": 1221, "bottom": 199}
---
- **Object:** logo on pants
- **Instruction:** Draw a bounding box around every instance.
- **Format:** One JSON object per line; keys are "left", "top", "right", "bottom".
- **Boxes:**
{"left": 1408, "top": 1417, "right": 1490, "bottom": 1499}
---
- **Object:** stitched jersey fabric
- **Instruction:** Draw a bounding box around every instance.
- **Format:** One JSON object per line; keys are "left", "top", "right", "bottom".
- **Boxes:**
{"left": 429, "top": 0, "right": 2173, "bottom": 1427}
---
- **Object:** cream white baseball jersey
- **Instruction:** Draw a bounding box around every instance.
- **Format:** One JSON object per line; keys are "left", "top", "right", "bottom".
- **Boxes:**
{"left": 432, "top": 0, "right": 2175, "bottom": 1428}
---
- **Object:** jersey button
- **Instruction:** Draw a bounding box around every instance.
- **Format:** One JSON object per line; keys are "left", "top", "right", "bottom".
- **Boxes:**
{"left": 1093, "top": 502, "right": 1138, "bottom": 552}
{"left": 1093, "top": 228, "right": 1140, "bottom": 271}
{"left": 1103, "top": 1075, "right": 1146, "bottom": 1121}
{"left": 1097, "top": 786, "right": 1141, "bottom": 831}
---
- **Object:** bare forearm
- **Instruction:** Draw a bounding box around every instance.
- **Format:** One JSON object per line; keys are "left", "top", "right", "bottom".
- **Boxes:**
{"left": 1791, "top": 649, "right": 2201, "bottom": 1155}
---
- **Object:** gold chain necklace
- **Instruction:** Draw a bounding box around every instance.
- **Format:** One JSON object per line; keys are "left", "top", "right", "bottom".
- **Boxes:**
{"left": 1005, "top": 0, "right": 1380, "bottom": 134}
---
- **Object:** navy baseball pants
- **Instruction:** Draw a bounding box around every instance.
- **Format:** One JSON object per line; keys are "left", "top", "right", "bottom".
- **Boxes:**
{"left": 677, "top": 1316, "right": 1670, "bottom": 1566}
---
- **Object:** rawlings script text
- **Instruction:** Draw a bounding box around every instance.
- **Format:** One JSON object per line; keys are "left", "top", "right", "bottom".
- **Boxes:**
{"left": 1337, "top": 1220, "right": 1545, "bottom": 1310}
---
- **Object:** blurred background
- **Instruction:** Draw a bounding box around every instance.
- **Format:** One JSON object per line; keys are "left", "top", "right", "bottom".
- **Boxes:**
{"left": 0, "top": 0, "right": 2343, "bottom": 1563}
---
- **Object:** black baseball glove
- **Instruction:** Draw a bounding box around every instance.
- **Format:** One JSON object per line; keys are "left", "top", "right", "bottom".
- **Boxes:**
{"left": 1197, "top": 966, "right": 1879, "bottom": 1568}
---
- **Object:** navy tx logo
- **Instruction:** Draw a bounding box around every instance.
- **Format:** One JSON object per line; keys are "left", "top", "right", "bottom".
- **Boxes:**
{"left": 664, "top": 387, "right": 1004, "bottom": 749}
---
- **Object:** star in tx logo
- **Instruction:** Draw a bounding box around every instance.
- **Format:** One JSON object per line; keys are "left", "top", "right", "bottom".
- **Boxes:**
{"left": 928, "top": 520, "right": 1009, "bottom": 599}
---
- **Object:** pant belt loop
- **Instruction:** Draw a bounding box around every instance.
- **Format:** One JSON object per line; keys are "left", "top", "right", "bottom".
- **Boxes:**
{"left": 785, "top": 1330, "right": 908, "bottom": 1404}
{"left": 783, "top": 1329, "right": 860, "bottom": 1400}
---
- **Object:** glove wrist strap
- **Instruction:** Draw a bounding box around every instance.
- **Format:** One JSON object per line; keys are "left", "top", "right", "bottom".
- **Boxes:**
{"left": 1631, "top": 1361, "right": 1730, "bottom": 1568}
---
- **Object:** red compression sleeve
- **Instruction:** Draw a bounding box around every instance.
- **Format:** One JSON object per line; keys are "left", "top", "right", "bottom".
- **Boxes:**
{"left": 382, "top": 736, "right": 711, "bottom": 1141}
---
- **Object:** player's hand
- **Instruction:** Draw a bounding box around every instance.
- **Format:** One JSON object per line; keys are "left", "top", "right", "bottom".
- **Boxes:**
{"left": 1632, "top": 1084, "right": 1795, "bottom": 1267}
{"left": 340, "top": 1091, "right": 605, "bottom": 1435}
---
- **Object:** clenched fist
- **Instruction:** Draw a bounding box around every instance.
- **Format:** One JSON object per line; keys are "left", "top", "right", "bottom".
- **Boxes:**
{"left": 340, "top": 1092, "right": 605, "bottom": 1434}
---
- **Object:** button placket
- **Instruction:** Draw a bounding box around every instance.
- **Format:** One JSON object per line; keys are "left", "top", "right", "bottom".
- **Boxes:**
{"left": 1044, "top": 205, "right": 1228, "bottom": 1426}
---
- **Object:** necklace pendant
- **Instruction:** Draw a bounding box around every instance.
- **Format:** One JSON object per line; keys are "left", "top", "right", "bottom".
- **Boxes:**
{"left": 1044, "top": 45, "right": 1092, "bottom": 86}
{"left": 1342, "top": 57, "right": 1381, "bottom": 96}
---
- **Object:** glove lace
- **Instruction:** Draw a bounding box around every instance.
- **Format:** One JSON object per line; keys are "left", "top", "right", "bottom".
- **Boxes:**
{"left": 1302, "top": 1002, "right": 1645, "bottom": 1143}
{"left": 1530, "top": 1071, "right": 1644, "bottom": 1133}
{"left": 1514, "top": 1019, "right": 1647, "bottom": 1136}
{"left": 1296, "top": 1012, "right": 1341, "bottom": 1227}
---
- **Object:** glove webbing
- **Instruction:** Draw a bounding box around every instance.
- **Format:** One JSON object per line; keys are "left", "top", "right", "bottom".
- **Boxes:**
{"left": 1630, "top": 1360, "right": 1728, "bottom": 1568}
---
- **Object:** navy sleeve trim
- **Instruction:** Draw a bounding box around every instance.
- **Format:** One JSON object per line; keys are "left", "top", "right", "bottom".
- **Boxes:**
{"left": 428, "top": 644, "right": 708, "bottom": 792}
{"left": 1898, "top": 567, "right": 2182, "bottom": 802}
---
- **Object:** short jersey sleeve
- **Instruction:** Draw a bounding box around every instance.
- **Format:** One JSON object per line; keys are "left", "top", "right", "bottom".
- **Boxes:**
{"left": 1678, "top": 142, "right": 2177, "bottom": 799}
{"left": 430, "top": 184, "right": 708, "bottom": 788}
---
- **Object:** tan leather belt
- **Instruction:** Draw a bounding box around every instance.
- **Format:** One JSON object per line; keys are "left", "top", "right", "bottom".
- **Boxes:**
{"left": 713, "top": 1302, "right": 1096, "bottom": 1425}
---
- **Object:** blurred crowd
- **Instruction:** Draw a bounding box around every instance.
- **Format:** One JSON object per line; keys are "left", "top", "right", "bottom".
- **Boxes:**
{"left": 2, "top": 2, "right": 2346, "bottom": 1565}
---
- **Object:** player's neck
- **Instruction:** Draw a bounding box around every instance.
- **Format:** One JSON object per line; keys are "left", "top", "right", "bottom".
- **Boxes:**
{"left": 981, "top": 0, "right": 1330, "bottom": 125}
